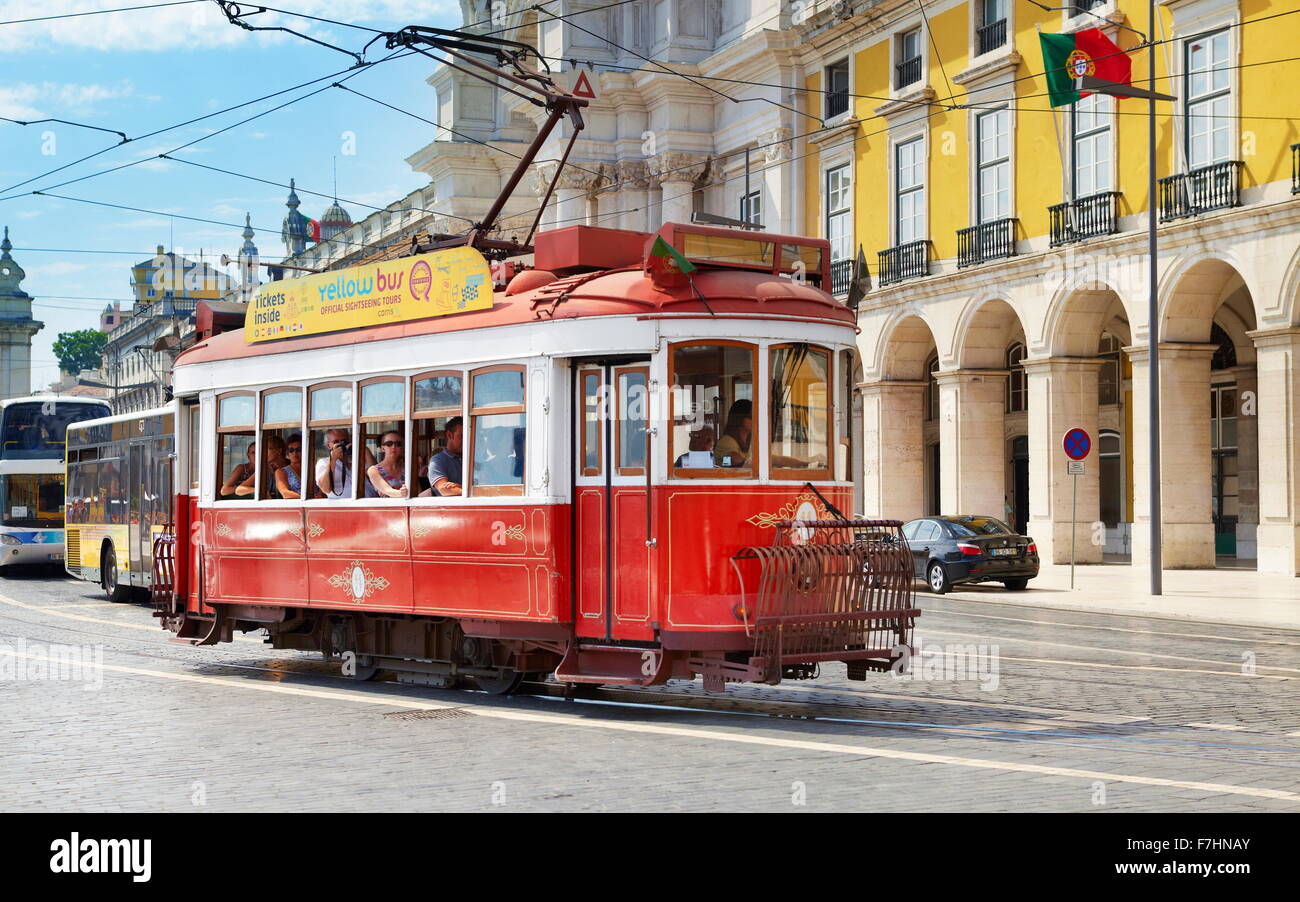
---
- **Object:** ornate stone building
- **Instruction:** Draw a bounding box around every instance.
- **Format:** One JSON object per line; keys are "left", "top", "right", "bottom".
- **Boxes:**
{"left": 0, "top": 227, "right": 43, "bottom": 400}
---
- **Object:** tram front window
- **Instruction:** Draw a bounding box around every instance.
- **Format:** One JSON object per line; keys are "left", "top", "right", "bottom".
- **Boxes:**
{"left": 670, "top": 343, "right": 755, "bottom": 475}
{"left": 769, "top": 344, "right": 831, "bottom": 479}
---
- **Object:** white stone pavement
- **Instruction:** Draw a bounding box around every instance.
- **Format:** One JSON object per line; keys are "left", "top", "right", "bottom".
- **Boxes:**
{"left": 940, "top": 562, "right": 1300, "bottom": 631}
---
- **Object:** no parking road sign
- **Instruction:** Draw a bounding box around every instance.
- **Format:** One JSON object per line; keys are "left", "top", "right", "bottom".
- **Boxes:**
{"left": 1062, "top": 427, "right": 1091, "bottom": 461}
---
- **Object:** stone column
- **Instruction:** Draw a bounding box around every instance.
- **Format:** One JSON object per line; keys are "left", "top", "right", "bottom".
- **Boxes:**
{"left": 758, "top": 127, "right": 793, "bottom": 232}
{"left": 650, "top": 152, "right": 710, "bottom": 227}
{"left": 1247, "top": 327, "right": 1300, "bottom": 576}
{"left": 1023, "top": 357, "right": 1103, "bottom": 565}
{"left": 615, "top": 161, "right": 651, "bottom": 232}
{"left": 1230, "top": 363, "right": 1258, "bottom": 560}
{"left": 554, "top": 168, "right": 592, "bottom": 229}
{"left": 860, "top": 380, "right": 927, "bottom": 522}
{"left": 1127, "top": 343, "right": 1217, "bottom": 569}
{"left": 934, "top": 369, "right": 1009, "bottom": 517}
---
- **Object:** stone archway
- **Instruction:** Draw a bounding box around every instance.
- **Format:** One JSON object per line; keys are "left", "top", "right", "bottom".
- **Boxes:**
{"left": 861, "top": 314, "right": 938, "bottom": 521}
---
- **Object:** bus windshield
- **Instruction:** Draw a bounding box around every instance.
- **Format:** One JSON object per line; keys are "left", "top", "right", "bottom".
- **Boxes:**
{"left": 1, "top": 402, "right": 111, "bottom": 460}
{"left": 0, "top": 473, "right": 65, "bottom": 527}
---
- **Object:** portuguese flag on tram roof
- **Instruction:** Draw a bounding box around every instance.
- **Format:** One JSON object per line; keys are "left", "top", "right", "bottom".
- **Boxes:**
{"left": 647, "top": 235, "right": 696, "bottom": 275}
{"left": 1039, "top": 28, "right": 1133, "bottom": 107}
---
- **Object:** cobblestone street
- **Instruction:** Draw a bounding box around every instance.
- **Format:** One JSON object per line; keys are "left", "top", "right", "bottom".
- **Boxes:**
{"left": 3, "top": 568, "right": 1297, "bottom": 813}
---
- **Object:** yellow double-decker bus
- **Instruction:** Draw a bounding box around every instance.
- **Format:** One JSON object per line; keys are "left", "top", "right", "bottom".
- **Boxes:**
{"left": 64, "top": 406, "right": 174, "bottom": 601}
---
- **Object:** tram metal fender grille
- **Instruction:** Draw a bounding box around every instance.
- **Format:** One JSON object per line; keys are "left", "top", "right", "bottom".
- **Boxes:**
{"left": 734, "top": 520, "right": 918, "bottom": 685}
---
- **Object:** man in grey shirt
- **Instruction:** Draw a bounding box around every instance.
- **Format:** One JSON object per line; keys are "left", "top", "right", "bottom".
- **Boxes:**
{"left": 424, "top": 417, "right": 463, "bottom": 496}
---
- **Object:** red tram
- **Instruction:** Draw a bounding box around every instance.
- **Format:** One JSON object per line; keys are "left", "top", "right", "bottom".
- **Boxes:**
{"left": 150, "top": 222, "right": 918, "bottom": 693}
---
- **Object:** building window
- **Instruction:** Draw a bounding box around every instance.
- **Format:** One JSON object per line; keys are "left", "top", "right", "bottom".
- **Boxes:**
{"left": 976, "top": 107, "right": 1011, "bottom": 223}
{"left": 1099, "top": 429, "right": 1123, "bottom": 527}
{"left": 1072, "top": 93, "right": 1113, "bottom": 198}
{"left": 826, "top": 165, "right": 852, "bottom": 263}
{"left": 1006, "top": 342, "right": 1027, "bottom": 412}
{"left": 895, "top": 137, "right": 925, "bottom": 245}
{"left": 1098, "top": 331, "right": 1122, "bottom": 405}
{"left": 739, "top": 187, "right": 762, "bottom": 228}
{"left": 925, "top": 353, "right": 940, "bottom": 422}
{"left": 1185, "top": 29, "right": 1231, "bottom": 169}
{"left": 825, "top": 59, "right": 850, "bottom": 118}
{"left": 896, "top": 28, "right": 923, "bottom": 89}
{"left": 977, "top": 0, "right": 1007, "bottom": 55}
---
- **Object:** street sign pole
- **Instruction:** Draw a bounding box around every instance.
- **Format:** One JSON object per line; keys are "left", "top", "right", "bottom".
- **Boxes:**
{"left": 1062, "top": 428, "right": 1092, "bottom": 591}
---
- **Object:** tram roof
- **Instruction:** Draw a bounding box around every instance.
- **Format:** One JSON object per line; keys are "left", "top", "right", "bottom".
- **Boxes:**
{"left": 177, "top": 260, "right": 856, "bottom": 368}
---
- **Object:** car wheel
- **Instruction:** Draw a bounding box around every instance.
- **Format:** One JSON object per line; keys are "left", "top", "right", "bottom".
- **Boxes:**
{"left": 102, "top": 546, "right": 132, "bottom": 603}
{"left": 927, "top": 561, "right": 950, "bottom": 595}
{"left": 1002, "top": 578, "right": 1029, "bottom": 591}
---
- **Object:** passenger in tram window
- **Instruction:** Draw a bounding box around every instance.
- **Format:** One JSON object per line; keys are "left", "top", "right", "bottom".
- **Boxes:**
{"left": 675, "top": 426, "right": 716, "bottom": 468}
{"left": 714, "top": 399, "right": 753, "bottom": 468}
{"left": 220, "top": 442, "right": 256, "bottom": 500}
{"left": 235, "top": 434, "right": 286, "bottom": 497}
{"left": 274, "top": 434, "right": 304, "bottom": 499}
{"left": 315, "top": 428, "right": 354, "bottom": 499}
{"left": 365, "top": 431, "right": 409, "bottom": 499}
{"left": 420, "top": 416, "right": 463, "bottom": 497}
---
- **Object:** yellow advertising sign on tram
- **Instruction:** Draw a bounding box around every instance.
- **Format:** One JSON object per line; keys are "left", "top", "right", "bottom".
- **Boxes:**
{"left": 245, "top": 246, "right": 494, "bottom": 343}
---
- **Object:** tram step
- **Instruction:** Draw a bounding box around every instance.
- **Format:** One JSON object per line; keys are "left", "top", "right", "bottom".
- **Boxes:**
{"left": 554, "top": 643, "right": 669, "bottom": 686}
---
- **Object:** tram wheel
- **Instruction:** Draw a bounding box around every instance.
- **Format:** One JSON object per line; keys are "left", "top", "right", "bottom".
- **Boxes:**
{"left": 474, "top": 668, "right": 525, "bottom": 696}
{"left": 102, "top": 547, "right": 132, "bottom": 603}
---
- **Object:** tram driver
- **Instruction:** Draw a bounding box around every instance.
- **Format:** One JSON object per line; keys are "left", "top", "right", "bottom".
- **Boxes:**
{"left": 316, "top": 428, "right": 354, "bottom": 499}
{"left": 419, "top": 416, "right": 463, "bottom": 497}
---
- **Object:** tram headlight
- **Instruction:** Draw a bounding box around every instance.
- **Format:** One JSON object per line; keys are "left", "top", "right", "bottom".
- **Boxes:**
{"left": 0, "top": 535, "right": 20, "bottom": 546}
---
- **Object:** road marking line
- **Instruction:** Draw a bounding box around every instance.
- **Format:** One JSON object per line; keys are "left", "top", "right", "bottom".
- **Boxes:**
{"left": 0, "top": 593, "right": 262, "bottom": 643}
{"left": 15, "top": 650, "right": 1300, "bottom": 804}
{"left": 923, "top": 607, "right": 1300, "bottom": 647}
{"left": 920, "top": 628, "right": 1298, "bottom": 675}
{"left": 992, "top": 653, "right": 1290, "bottom": 680}
{"left": 1184, "top": 723, "right": 1250, "bottom": 732}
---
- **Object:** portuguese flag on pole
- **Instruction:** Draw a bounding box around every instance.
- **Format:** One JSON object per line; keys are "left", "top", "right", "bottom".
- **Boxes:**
{"left": 1039, "top": 28, "right": 1132, "bottom": 107}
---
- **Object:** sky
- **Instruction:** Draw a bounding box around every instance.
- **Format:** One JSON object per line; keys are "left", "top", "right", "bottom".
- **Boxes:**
{"left": 0, "top": 0, "right": 466, "bottom": 390}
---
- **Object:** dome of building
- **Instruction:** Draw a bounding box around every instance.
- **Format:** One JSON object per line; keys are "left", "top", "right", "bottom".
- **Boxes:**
{"left": 319, "top": 199, "right": 353, "bottom": 242}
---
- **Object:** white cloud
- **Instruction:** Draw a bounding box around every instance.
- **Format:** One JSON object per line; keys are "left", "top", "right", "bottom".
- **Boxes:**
{"left": 0, "top": 1, "right": 461, "bottom": 55}
{"left": 0, "top": 80, "right": 134, "bottom": 119}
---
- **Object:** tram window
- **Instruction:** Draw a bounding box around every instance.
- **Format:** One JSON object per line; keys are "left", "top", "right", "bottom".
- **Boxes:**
{"left": 260, "top": 389, "right": 302, "bottom": 500}
{"left": 309, "top": 383, "right": 355, "bottom": 500}
{"left": 580, "top": 370, "right": 602, "bottom": 477}
{"left": 187, "top": 407, "right": 200, "bottom": 489}
{"left": 769, "top": 344, "right": 832, "bottom": 480}
{"left": 469, "top": 366, "right": 525, "bottom": 496}
{"left": 669, "top": 342, "right": 755, "bottom": 476}
{"left": 360, "top": 378, "right": 407, "bottom": 499}
{"left": 616, "top": 368, "right": 648, "bottom": 475}
{"left": 216, "top": 392, "right": 255, "bottom": 501}
{"left": 413, "top": 371, "right": 464, "bottom": 497}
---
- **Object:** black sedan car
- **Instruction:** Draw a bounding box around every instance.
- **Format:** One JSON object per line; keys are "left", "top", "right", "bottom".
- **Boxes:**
{"left": 901, "top": 515, "right": 1040, "bottom": 594}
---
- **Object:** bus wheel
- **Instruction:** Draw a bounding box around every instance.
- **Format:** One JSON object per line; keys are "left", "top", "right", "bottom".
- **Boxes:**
{"left": 102, "top": 547, "right": 132, "bottom": 603}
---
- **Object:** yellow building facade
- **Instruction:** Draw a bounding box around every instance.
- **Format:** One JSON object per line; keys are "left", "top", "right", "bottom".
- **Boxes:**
{"left": 798, "top": 0, "right": 1300, "bottom": 576}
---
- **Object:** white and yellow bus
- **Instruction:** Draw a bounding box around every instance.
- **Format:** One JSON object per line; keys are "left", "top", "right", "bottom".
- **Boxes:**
{"left": 0, "top": 395, "right": 111, "bottom": 573}
{"left": 64, "top": 406, "right": 174, "bottom": 601}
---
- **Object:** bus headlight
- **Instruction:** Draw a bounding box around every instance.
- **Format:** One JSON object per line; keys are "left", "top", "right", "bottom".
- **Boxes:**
{"left": 0, "top": 535, "right": 21, "bottom": 546}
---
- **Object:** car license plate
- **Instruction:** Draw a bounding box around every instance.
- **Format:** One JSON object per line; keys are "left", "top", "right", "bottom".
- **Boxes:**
{"left": 47, "top": 553, "right": 64, "bottom": 561}
{"left": 992, "top": 547, "right": 1016, "bottom": 557}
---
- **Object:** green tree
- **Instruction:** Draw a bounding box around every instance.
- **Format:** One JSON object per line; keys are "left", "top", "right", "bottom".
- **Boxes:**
{"left": 53, "top": 329, "right": 107, "bottom": 375}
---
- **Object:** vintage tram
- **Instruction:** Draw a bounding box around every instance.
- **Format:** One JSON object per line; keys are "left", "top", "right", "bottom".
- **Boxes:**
{"left": 144, "top": 222, "right": 917, "bottom": 693}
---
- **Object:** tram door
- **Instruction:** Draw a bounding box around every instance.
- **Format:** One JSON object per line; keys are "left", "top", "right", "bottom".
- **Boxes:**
{"left": 573, "top": 361, "right": 654, "bottom": 642}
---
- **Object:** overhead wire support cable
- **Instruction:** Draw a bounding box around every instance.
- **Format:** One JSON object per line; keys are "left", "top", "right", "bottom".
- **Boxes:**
{"left": 0, "top": 0, "right": 206, "bottom": 26}
{"left": 215, "top": 2, "right": 365, "bottom": 66}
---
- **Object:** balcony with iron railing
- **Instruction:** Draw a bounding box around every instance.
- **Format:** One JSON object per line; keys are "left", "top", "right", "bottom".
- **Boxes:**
{"left": 825, "top": 88, "right": 850, "bottom": 119}
{"left": 1292, "top": 143, "right": 1299, "bottom": 194}
{"left": 877, "top": 240, "right": 929, "bottom": 287}
{"left": 1071, "top": 0, "right": 1106, "bottom": 15}
{"left": 976, "top": 19, "right": 1007, "bottom": 56}
{"left": 830, "top": 258, "right": 855, "bottom": 296}
{"left": 957, "top": 218, "right": 1018, "bottom": 268}
{"left": 895, "top": 56, "right": 922, "bottom": 90}
{"left": 1048, "top": 191, "right": 1121, "bottom": 247}
{"left": 1158, "top": 160, "right": 1243, "bottom": 222}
